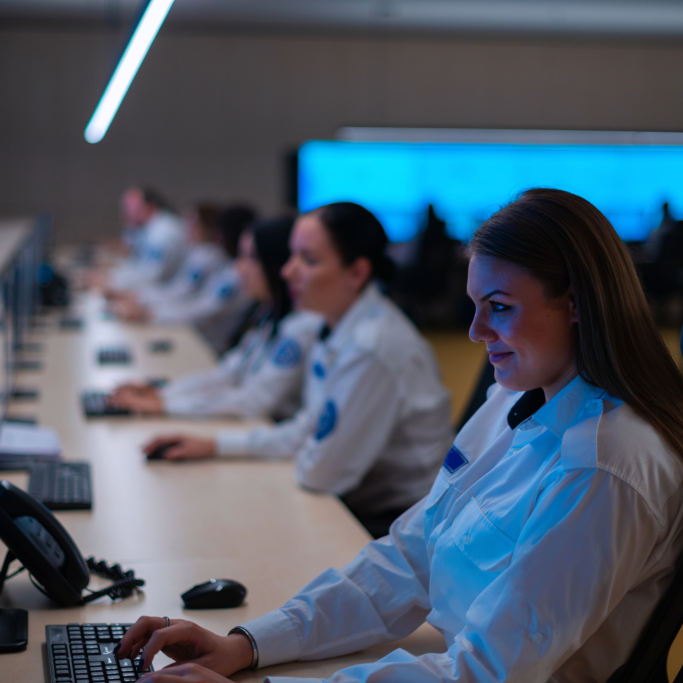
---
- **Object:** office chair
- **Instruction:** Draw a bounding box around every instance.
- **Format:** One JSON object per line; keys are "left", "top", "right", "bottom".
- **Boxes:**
{"left": 606, "top": 554, "right": 683, "bottom": 683}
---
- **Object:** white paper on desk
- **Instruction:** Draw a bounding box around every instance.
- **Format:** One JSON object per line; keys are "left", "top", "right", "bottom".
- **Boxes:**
{"left": 0, "top": 422, "right": 62, "bottom": 459}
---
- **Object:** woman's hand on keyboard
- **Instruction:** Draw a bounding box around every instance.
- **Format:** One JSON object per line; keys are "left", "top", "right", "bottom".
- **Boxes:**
{"left": 110, "top": 385, "right": 164, "bottom": 414}
{"left": 115, "top": 616, "right": 251, "bottom": 678}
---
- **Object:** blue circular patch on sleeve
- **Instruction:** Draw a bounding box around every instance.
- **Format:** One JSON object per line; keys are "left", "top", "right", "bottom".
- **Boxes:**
{"left": 272, "top": 339, "right": 302, "bottom": 368}
{"left": 315, "top": 400, "right": 337, "bottom": 441}
{"left": 217, "top": 283, "right": 236, "bottom": 300}
{"left": 146, "top": 247, "right": 164, "bottom": 262}
{"left": 189, "top": 268, "right": 203, "bottom": 282}
{"left": 312, "top": 362, "right": 325, "bottom": 378}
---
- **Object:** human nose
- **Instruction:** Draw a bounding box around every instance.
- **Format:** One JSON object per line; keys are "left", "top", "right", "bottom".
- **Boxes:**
{"left": 469, "top": 307, "right": 496, "bottom": 344}
{"left": 281, "top": 255, "right": 296, "bottom": 281}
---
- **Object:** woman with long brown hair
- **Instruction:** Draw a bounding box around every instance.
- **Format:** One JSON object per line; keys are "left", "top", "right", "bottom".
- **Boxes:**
{"left": 116, "top": 189, "right": 683, "bottom": 683}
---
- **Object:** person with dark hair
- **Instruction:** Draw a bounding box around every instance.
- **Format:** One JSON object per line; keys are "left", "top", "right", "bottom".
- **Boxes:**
{"left": 143, "top": 201, "right": 453, "bottom": 539}
{"left": 217, "top": 205, "right": 258, "bottom": 259}
{"left": 111, "top": 217, "right": 321, "bottom": 422}
{"left": 117, "top": 189, "right": 683, "bottom": 683}
{"left": 111, "top": 203, "right": 256, "bottom": 325}
{"left": 107, "top": 186, "right": 185, "bottom": 291}
{"left": 111, "top": 203, "right": 227, "bottom": 322}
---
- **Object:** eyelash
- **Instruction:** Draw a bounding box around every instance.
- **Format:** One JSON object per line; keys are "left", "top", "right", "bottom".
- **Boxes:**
{"left": 489, "top": 301, "right": 511, "bottom": 314}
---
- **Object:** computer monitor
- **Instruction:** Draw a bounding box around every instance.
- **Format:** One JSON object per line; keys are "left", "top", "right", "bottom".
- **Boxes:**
{"left": 3, "top": 270, "right": 17, "bottom": 399}
{"left": 297, "top": 131, "right": 683, "bottom": 243}
{"left": 0, "top": 274, "right": 10, "bottom": 423}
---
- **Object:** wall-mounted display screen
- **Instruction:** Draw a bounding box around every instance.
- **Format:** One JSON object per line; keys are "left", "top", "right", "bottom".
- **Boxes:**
{"left": 298, "top": 136, "right": 683, "bottom": 242}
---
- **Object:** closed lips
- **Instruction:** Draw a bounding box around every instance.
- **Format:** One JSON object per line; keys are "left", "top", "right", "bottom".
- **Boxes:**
{"left": 488, "top": 351, "right": 512, "bottom": 362}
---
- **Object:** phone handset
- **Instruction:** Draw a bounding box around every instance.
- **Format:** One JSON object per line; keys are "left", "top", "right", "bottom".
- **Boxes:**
{"left": 0, "top": 480, "right": 144, "bottom": 606}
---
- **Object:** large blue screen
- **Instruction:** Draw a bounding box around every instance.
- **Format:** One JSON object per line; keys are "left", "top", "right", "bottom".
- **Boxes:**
{"left": 298, "top": 140, "right": 683, "bottom": 242}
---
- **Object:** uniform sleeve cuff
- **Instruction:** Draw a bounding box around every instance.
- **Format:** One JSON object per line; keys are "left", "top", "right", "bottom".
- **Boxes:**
{"left": 216, "top": 428, "right": 253, "bottom": 456}
{"left": 241, "top": 609, "right": 303, "bottom": 668}
{"left": 159, "top": 390, "right": 184, "bottom": 416}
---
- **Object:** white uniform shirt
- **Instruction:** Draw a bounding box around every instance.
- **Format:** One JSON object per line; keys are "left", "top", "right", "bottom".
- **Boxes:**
{"left": 150, "top": 261, "right": 249, "bottom": 326}
{"left": 110, "top": 211, "right": 185, "bottom": 290}
{"left": 241, "top": 376, "right": 683, "bottom": 683}
{"left": 217, "top": 283, "right": 453, "bottom": 514}
{"left": 161, "top": 310, "right": 322, "bottom": 420}
{"left": 138, "top": 242, "right": 226, "bottom": 307}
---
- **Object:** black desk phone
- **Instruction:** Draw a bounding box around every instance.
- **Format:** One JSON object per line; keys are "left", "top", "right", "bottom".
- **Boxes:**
{"left": 0, "top": 481, "right": 144, "bottom": 606}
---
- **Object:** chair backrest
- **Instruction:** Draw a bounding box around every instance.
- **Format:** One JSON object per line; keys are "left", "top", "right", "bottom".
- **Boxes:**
{"left": 607, "top": 557, "right": 683, "bottom": 683}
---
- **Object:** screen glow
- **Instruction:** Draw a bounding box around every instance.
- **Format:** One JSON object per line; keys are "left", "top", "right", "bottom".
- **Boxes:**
{"left": 84, "top": 0, "right": 175, "bottom": 144}
{"left": 298, "top": 140, "right": 683, "bottom": 242}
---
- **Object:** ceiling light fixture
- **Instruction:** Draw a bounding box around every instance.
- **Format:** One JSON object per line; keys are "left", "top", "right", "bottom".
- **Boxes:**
{"left": 84, "top": 0, "right": 175, "bottom": 144}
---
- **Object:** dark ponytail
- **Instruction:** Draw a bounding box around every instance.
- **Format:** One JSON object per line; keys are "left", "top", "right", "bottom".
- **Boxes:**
{"left": 251, "top": 216, "right": 295, "bottom": 335}
{"left": 217, "top": 204, "right": 258, "bottom": 258}
{"left": 315, "top": 202, "right": 395, "bottom": 284}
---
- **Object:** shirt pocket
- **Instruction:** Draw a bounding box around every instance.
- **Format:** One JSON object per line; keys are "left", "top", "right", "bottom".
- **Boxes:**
{"left": 449, "top": 496, "right": 516, "bottom": 573}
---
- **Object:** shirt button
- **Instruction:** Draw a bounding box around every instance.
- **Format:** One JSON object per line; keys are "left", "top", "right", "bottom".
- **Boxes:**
{"left": 532, "top": 632, "right": 544, "bottom": 644}
{"left": 587, "top": 401, "right": 598, "bottom": 412}
{"left": 462, "top": 534, "right": 471, "bottom": 545}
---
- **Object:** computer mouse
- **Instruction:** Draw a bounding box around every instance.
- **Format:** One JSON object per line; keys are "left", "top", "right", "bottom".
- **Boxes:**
{"left": 146, "top": 442, "right": 181, "bottom": 460}
{"left": 149, "top": 339, "right": 173, "bottom": 353}
{"left": 181, "top": 579, "right": 247, "bottom": 609}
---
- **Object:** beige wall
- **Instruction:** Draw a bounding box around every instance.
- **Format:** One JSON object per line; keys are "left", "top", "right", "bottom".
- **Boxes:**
{"left": 2, "top": 26, "right": 683, "bottom": 243}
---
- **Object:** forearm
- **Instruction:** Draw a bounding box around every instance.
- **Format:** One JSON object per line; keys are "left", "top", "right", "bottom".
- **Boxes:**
{"left": 243, "top": 504, "right": 431, "bottom": 669}
{"left": 216, "top": 412, "right": 313, "bottom": 458}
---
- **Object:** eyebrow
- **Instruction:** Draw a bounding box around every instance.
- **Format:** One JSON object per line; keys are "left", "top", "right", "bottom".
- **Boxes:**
{"left": 481, "top": 289, "right": 511, "bottom": 302}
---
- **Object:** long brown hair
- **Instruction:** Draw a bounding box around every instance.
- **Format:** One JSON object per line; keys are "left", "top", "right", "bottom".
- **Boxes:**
{"left": 469, "top": 188, "right": 683, "bottom": 458}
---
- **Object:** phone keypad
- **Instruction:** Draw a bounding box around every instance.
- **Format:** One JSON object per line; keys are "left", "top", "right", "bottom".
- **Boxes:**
{"left": 47, "top": 623, "right": 152, "bottom": 683}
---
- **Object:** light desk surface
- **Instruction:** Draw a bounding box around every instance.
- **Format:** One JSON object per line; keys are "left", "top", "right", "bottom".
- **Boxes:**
{"left": 0, "top": 293, "right": 446, "bottom": 682}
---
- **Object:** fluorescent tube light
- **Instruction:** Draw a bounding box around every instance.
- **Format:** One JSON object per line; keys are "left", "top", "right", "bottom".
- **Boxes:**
{"left": 84, "top": 0, "right": 175, "bottom": 144}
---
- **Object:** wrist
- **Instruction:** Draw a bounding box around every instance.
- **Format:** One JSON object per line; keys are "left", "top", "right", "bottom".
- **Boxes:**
{"left": 227, "top": 628, "right": 258, "bottom": 670}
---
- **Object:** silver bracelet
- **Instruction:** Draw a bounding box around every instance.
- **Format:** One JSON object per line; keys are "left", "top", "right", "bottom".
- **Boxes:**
{"left": 228, "top": 626, "right": 259, "bottom": 670}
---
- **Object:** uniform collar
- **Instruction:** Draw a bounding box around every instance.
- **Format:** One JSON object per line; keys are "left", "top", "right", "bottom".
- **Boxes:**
{"left": 509, "top": 375, "right": 608, "bottom": 438}
{"left": 319, "top": 283, "right": 382, "bottom": 351}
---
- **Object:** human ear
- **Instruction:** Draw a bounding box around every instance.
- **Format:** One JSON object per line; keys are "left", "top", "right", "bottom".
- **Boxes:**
{"left": 348, "top": 257, "right": 373, "bottom": 292}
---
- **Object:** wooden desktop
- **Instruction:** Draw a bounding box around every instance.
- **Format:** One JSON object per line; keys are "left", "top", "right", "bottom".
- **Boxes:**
{"left": 0, "top": 286, "right": 445, "bottom": 682}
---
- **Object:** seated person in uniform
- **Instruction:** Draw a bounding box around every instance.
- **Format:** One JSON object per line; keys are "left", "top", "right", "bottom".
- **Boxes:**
{"left": 158, "top": 206, "right": 258, "bottom": 352}
{"left": 141, "top": 202, "right": 454, "bottom": 538}
{"left": 104, "top": 187, "right": 186, "bottom": 293}
{"left": 109, "top": 204, "right": 252, "bottom": 323}
{"left": 117, "top": 189, "right": 683, "bottom": 683}
{"left": 109, "top": 203, "right": 226, "bottom": 321}
{"left": 94, "top": 187, "right": 152, "bottom": 260}
{"left": 109, "top": 216, "right": 321, "bottom": 422}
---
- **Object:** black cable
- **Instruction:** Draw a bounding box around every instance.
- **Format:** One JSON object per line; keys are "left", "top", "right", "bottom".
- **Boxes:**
{"left": 82, "top": 556, "right": 145, "bottom": 603}
{"left": 4, "top": 554, "right": 145, "bottom": 604}
{"left": 81, "top": 576, "right": 145, "bottom": 604}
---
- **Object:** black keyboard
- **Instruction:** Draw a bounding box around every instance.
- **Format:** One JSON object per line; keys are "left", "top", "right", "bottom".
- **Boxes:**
{"left": 14, "top": 360, "right": 43, "bottom": 371}
{"left": 28, "top": 461, "right": 92, "bottom": 510}
{"left": 82, "top": 392, "right": 131, "bottom": 417}
{"left": 46, "top": 623, "right": 153, "bottom": 683}
{"left": 60, "top": 317, "right": 83, "bottom": 330}
{"left": 97, "top": 347, "right": 132, "bottom": 365}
